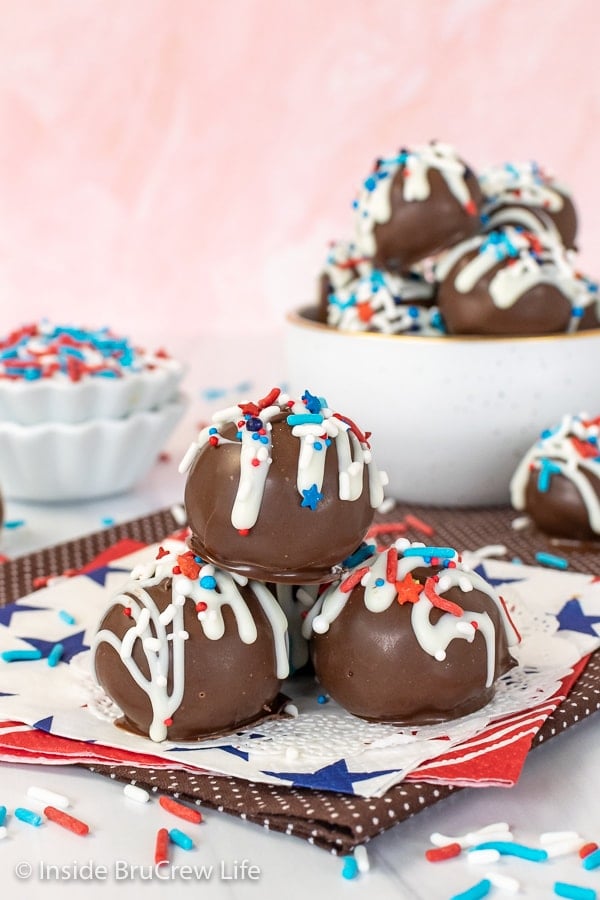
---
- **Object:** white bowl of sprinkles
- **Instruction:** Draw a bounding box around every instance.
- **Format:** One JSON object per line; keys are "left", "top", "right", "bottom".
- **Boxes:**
{"left": 0, "top": 322, "right": 184, "bottom": 425}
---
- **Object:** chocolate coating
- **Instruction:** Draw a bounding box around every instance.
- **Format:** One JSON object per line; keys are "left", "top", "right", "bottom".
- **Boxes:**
{"left": 523, "top": 469, "right": 600, "bottom": 542}
{"left": 438, "top": 250, "right": 574, "bottom": 335}
{"left": 485, "top": 201, "right": 577, "bottom": 251}
{"left": 372, "top": 166, "right": 483, "bottom": 273}
{"left": 311, "top": 569, "right": 516, "bottom": 725}
{"left": 184, "top": 413, "right": 377, "bottom": 584}
{"left": 94, "top": 578, "right": 283, "bottom": 741}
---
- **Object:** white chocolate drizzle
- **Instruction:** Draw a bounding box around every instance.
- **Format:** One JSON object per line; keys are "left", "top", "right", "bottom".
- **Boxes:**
{"left": 179, "top": 388, "right": 386, "bottom": 532}
{"left": 354, "top": 141, "right": 476, "bottom": 257}
{"left": 305, "top": 540, "right": 520, "bottom": 688}
{"left": 479, "top": 161, "right": 569, "bottom": 214}
{"left": 435, "top": 226, "right": 596, "bottom": 331}
{"left": 510, "top": 413, "right": 600, "bottom": 534}
{"left": 93, "top": 547, "right": 289, "bottom": 742}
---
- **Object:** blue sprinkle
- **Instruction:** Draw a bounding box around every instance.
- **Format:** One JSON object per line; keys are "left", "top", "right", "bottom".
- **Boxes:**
{"left": 245, "top": 416, "right": 263, "bottom": 432}
{"left": 554, "top": 882, "right": 597, "bottom": 899}
{"left": 469, "top": 841, "right": 548, "bottom": 862}
{"left": 572, "top": 306, "right": 584, "bottom": 318}
{"left": 59, "top": 610, "right": 76, "bottom": 625}
{"left": 342, "top": 543, "right": 376, "bottom": 568}
{"left": 375, "top": 578, "right": 385, "bottom": 587}
{"left": 47, "top": 643, "right": 64, "bottom": 667}
{"left": 287, "top": 413, "right": 324, "bottom": 426}
{"left": 194, "top": 556, "right": 204, "bottom": 564}
{"left": 259, "top": 435, "right": 269, "bottom": 444}
{"left": 535, "top": 551, "right": 569, "bottom": 571}
{"left": 169, "top": 828, "right": 194, "bottom": 850}
{"left": 208, "top": 427, "right": 218, "bottom": 435}
{"left": 1, "top": 649, "right": 43, "bottom": 662}
{"left": 101, "top": 517, "right": 115, "bottom": 527}
{"left": 341, "top": 856, "right": 359, "bottom": 880}
{"left": 313, "top": 441, "right": 323, "bottom": 451}
{"left": 199, "top": 575, "right": 217, "bottom": 590}
{"left": 236, "top": 431, "right": 243, "bottom": 440}
{"left": 537, "top": 458, "right": 562, "bottom": 493}
{"left": 15, "top": 807, "right": 43, "bottom": 827}
{"left": 3, "top": 519, "right": 26, "bottom": 530}
{"left": 363, "top": 176, "right": 377, "bottom": 192}
{"left": 302, "top": 390, "right": 322, "bottom": 414}
{"left": 0, "top": 806, "right": 6, "bottom": 826}
{"left": 317, "top": 694, "right": 329, "bottom": 704}
{"left": 351, "top": 199, "right": 359, "bottom": 209}
{"left": 402, "top": 546, "right": 456, "bottom": 559}
{"left": 252, "top": 432, "right": 260, "bottom": 441}
{"left": 450, "top": 879, "right": 491, "bottom": 900}
{"left": 581, "top": 848, "right": 600, "bottom": 871}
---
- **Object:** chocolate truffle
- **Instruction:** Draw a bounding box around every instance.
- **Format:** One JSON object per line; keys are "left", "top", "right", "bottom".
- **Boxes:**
{"left": 306, "top": 541, "right": 519, "bottom": 725}
{"left": 479, "top": 161, "right": 577, "bottom": 250}
{"left": 353, "top": 141, "right": 483, "bottom": 272}
{"left": 93, "top": 546, "right": 289, "bottom": 741}
{"left": 510, "top": 413, "right": 600, "bottom": 542}
{"left": 436, "top": 226, "right": 599, "bottom": 336}
{"left": 324, "top": 265, "right": 442, "bottom": 335}
{"left": 317, "top": 239, "right": 371, "bottom": 323}
{"left": 180, "top": 388, "right": 386, "bottom": 584}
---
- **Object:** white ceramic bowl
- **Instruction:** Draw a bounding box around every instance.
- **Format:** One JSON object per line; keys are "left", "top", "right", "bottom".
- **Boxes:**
{"left": 285, "top": 306, "right": 600, "bottom": 506}
{"left": 0, "top": 362, "right": 184, "bottom": 426}
{"left": 0, "top": 394, "right": 188, "bottom": 502}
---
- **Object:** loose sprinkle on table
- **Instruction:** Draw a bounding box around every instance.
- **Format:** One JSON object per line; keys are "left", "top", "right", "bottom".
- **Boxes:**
{"left": 535, "top": 551, "right": 569, "bottom": 570}
{"left": 168, "top": 828, "right": 194, "bottom": 851}
{"left": 554, "top": 882, "right": 597, "bottom": 900}
{"left": 27, "top": 786, "right": 70, "bottom": 809}
{"left": 3, "top": 519, "right": 26, "bottom": 530}
{"left": 341, "top": 856, "right": 359, "bottom": 879}
{"left": 1, "top": 649, "right": 43, "bottom": 662}
{"left": 426, "top": 843, "right": 462, "bottom": 862}
{"left": 469, "top": 841, "right": 547, "bottom": 862}
{"left": 449, "top": 877, "right": 491, "bottom": 900}
{"left": 14, "top": 807, "right": 43, "bottom": 827}
{"left": 44, "top": 806, "right": 89, "bottom": 836}
{"left": 155, "top": 828, "right": 170, "bottom": 865}
{"left": 158, "top": 796, "right": 203, "bottom": 824}
{"left": 123, "top": 784, "right": 150, "bottom": 803}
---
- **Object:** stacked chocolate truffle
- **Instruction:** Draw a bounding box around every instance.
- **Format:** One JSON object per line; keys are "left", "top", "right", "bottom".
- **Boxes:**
{"left": 317, "top": 142, "right": 599, "bottom": 336}
{"left": 93, "top": 387, "right": 387, "bottom": 741}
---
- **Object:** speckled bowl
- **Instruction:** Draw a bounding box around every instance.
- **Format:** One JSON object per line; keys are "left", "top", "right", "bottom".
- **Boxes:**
{"left": 0, "top": 394, "right": 188, "bottom": 502}
{"left": 285, "top": 306, "right": 600, "bottom": 506}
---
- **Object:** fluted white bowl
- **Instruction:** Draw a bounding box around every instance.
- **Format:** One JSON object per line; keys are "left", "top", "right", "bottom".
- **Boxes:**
{"left": 285, "top": 306, "right": 600, "bottom": 506}
{"left": 0, "top": 362, "right": 184, "bottom": 426}
{"left": 0, "top": 394, "right": 188, "bottom": 502}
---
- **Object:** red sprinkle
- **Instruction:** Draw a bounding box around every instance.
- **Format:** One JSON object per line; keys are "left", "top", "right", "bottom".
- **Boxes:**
{"left": 425, "top": 842, "right": 462, "bottom": 862}
{"left": 156, "top": 546, "right": 169, "bottom": 559}
{"left": 196, "top": 601, "right": 208, "bottom": 613}
{"left": 404, "top": 514, "right": 435, "bottom": 537}
{"left": 33, "top": 575, "right": 51, "bottom": 589}
{"left": 424, "top": 577, "right": 463, "bottom": 617}
{"left": 366, "top": 522, "right": 407, "bottom": 537}
{"left": 155, "top": 827, "right": 170, "bottom": 865}
{"left": 386, "top": 547, "right": 398, "bottom": 583}
{"left": 580, "top": 842, "right": 599, "bottom": 859}
{"left": 164, "top": 717, "right": 173, "bottom": 726}
{"left": 209, "top": 436, "right": 219, "bottom": 447}
{"left": 251, "top": 459, "right": 260, "bottom": 467}
{"left": 339, "top": 566, "right": 370, "bottom": 593}
{"left": 123, "top": 607, "right": 132, "bottom": 618}
{"left": 44, "top": 805, "right": 89, "bottom": 836}
{"left": 238, "top": 529, "right": 250, "bottom": 536}
{"left": 159, "top": 796, "right": 203, "bottom": 824}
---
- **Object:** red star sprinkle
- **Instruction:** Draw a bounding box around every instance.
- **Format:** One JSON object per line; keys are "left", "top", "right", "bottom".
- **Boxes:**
{"left": 395, "top": 573, "right": 424, "bottom": 605}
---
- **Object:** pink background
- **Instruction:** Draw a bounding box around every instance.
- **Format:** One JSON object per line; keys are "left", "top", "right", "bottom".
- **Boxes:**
{"left": 0, "top": 0, "right": 597, "bottom": 353}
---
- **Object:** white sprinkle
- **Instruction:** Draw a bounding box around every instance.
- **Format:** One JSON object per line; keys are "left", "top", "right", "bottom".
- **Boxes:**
{"left": 284, "top": 703, "right": 299, "bottom": 717}
{"left": 543, "top": 836, "right": 584, "bottom": 857}
{"left": 377, "top": 497, "right": 395, "bottom": 515}
{"left": 380, "top": 470, "right": 389, "bottom": 486}
{"left": 159, "top": 606, "right": 176, "bottom": 625}
{"left": 434, "top": 650, "right": 446, "bottom": 662}
{"left": 354, "top": 845, "right": 370, "bottom": 873}
{"left": 123, "top": 784, "right": 150, "bottom": 803}
{"left": 27, "top": 786, "right": 70, "bottom": 810}
{"left": 486, "top": 872, "right": 520, "bottom": 893}
{"left": 468, "top": 849, "right": 500, "bottom": 865}
{"left": 170, "top": 503, "right": 187, "bottom": 524}
{"left": 312, "top": 615, "right": 329, "bottom": 635}
{"left": 511, "top": 515, "right": 531, "bottom": 531}
{"left": 0, "top": 826, "right": 6, "bottom": 840}
{"left": 540, "top": 830, "right": 581, "bottom": 846}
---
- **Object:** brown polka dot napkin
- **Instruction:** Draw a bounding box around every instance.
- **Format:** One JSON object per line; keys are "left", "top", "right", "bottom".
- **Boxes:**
{"left": 1, "top": 503, "right": 599, "bottom": 854}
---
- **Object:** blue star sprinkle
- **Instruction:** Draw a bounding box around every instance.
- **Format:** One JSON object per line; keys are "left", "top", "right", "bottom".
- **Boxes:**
{"left": 301, "top": 484, "right": 323, "bottom": 511}
{"left": 261, "top": 758, "right": 396, "bottom": 793}
{"left": 0, "top": 603, "right": 48, "bottom": 628}
{"left": 17, "top": 631, "right": 89, "bottom": 663}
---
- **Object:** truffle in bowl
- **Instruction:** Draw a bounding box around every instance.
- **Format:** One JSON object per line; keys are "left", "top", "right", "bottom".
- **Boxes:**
{"left": 284, "top": 306, "right": 600, "bottom": 506}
